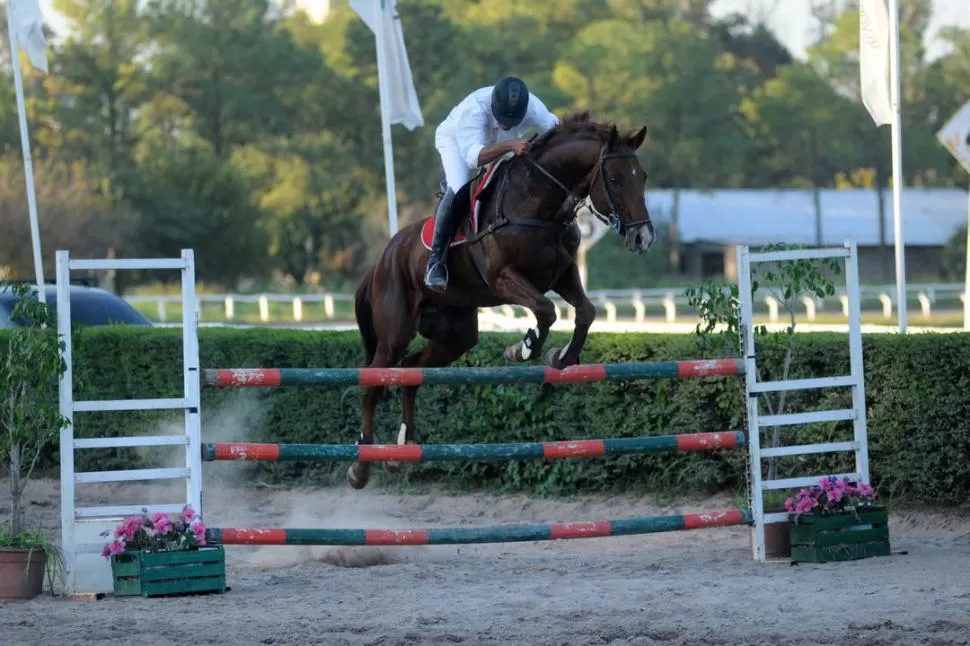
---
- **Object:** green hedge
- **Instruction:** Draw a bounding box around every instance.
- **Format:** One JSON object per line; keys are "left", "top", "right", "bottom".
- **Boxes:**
{"left": 5, "top": 326, "right": 970, "bottom": 504}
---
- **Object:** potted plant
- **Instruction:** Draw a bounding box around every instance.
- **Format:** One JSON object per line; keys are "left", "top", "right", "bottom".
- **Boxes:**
{"left": 786, "top": 475, "right": 890, "bottom": 563}
{"left": 0, "top": 281, "right": 69, "bottom": 599}
{"left": 102, "top": 505, "right": 227, "bottom": 597}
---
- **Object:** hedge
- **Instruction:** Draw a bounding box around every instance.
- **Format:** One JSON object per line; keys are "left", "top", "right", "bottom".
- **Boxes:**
{"left": 4, "top": 326, "right": 970, "bottom": 504}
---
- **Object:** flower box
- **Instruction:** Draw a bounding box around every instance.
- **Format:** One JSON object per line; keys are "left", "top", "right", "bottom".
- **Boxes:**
{"left": 110, "top": 546, "right": 227, "bottom": 597}
{"left": 789, "top": 505, "right": 891, "bottom": 564}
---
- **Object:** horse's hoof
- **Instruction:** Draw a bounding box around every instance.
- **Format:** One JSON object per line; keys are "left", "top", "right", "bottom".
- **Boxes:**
{"left": 384, "top": 437, "right": 416, "bottom": 474}
{"left": 385, "top": 423, "right": 408, "bottom": 472}
{"left": 504, "top": 343, "right": 522, "bottom": 362}
{"left": 347, "top": 464, "right": 369, "bottom": 490}
{"left": 545, "top": 347, "right": 565, "bottom": 369}
{"left": 546, "top": 347, "right": 578, "bottom": 369}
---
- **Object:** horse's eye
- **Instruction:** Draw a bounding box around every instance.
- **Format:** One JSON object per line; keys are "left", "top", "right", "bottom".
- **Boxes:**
{"left": 609, "top": 175, "right": 622, "bottom": 185}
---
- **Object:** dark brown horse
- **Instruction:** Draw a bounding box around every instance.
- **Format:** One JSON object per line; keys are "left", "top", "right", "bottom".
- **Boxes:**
{"left": 348, "top": 112, "right": 656, "bottom": 489}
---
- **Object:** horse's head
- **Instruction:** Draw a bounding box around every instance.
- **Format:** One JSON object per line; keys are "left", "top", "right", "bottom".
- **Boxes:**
{"left": 524, "top": 113, "right": 655, "bottom": 254}
{"left": 583, "top": 125, "right": 655, "bottom": 254}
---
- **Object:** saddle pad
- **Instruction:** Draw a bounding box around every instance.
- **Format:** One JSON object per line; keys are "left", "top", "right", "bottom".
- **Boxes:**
{"left": 420, "top": 152, "right": 513, "bottom": 250}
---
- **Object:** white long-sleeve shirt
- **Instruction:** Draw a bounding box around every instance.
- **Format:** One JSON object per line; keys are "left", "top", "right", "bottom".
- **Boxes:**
{"left": 435, "top": 86, "right": 560, "bottom": 169}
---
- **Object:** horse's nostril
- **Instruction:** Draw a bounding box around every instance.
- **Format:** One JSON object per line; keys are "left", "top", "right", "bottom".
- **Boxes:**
{"left": 635, "top": 233, "right": 643, "bottom": 247}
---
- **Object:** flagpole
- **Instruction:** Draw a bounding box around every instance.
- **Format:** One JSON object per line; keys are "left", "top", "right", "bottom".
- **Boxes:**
{"left": 887, "top": 0, "right": 906, "bottom": 332}
{"left": 373, "top": 0, "right": 399, "bottom": 238}
{"left": 964, "top": 186, "right": 970, "bottom": 331}
{"left": 7, "top": 1, "right": 46, "bottom": 302}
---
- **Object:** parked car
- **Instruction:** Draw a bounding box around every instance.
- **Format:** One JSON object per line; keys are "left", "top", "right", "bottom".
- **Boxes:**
{"left": 0, "top": 281, "right": 153, "bottom": 328}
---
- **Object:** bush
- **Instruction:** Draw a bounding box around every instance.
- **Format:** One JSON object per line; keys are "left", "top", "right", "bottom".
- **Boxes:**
{"left": 7, "top": 326, "right": 970, "bottom": 504}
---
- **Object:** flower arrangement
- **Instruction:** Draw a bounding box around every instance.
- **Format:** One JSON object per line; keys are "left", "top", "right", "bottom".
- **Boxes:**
{"left": 785, "top": 476, "right": 878, "bottom": 521}
{"left": 101, "top": 505, "right": 207, "bottom": 559}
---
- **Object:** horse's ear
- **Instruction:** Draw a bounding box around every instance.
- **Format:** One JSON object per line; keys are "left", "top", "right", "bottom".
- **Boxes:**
{"left": 626, "top": 126, "right": 648, "bottom": 150}
{"left": 608, "top": 125, "right": 620, "bottom": 148}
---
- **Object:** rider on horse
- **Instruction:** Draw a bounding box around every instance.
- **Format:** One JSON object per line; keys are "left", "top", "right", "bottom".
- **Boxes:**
{"left": 424, "top": 76, "right": 561, "bottom": 291}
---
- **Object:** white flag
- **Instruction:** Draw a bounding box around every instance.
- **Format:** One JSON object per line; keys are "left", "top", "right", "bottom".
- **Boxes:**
{"left": 859, "top": 0, "right": 892, "bottom": 126}
{"left": 9, "top": 0, "right": 49, "bottom": 74}
{"left": 349, "top": 0, "right": 424, "bottom": 131}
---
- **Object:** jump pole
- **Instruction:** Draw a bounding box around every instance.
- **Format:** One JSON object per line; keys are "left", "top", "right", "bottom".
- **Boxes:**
{"left": 201, "top": 358, "right": 744, "bottom": 388}
{"left": 206, "top": 508, "right": 752, "bottom": 546}
{"left": 202, "top": 431, "right": 745, "bottom": 463}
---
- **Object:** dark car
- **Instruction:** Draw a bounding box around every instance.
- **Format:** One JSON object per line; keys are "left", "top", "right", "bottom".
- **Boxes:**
{"left": 0, "top": 282, "right": 153, "bottom": 328}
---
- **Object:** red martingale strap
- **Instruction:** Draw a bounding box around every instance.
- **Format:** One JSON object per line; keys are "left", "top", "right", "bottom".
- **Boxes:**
{"left": 471, "top": 159, "right": 506, "bottom": 232}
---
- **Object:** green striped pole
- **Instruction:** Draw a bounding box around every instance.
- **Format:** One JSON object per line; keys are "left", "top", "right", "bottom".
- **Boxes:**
{"left": 202, "top": 431, "right": 745, "bottom": 463}
{"left": 207, "top": 509, "right": 753, "bottom": 546}
{"left": 202, "top": 359, "right": 744, "bottom": 388}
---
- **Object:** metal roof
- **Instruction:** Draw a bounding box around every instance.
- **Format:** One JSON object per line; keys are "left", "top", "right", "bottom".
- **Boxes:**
{"left": 643, "top": 188, "right": 968, "bottom": 246}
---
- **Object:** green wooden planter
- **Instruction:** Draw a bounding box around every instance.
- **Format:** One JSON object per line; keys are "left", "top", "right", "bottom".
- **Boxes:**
{"left": 110, "top": 546, "right": 227, "bottom": 597}
{"left": 789, "top": 505, "right": 891, "bottom": 564}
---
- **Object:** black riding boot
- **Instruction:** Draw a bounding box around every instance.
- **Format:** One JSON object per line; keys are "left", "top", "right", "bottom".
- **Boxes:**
{"left": 424, "top": 188, "right": 457, "bottom": 291}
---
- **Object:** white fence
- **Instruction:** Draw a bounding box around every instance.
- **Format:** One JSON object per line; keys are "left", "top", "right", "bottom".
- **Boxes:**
{"left": 124, "top": 282, "right": 970, "bottom": 327}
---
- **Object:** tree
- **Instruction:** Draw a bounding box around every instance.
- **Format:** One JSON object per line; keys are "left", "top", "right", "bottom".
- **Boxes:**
{"left": 48, "top": 0, "right": 147, "bottom": 186}
{"left": 741, "top": 61, "right": 858, "bottom": 244}
{"left": 233, "top": 133, "right": 378, "bottom": 288}
{"left": 143, "top": 0, "right": 322, "bottom": 157}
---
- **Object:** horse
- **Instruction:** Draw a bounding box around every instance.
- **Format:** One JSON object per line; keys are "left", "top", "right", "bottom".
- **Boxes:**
{"left": 348, "top": 111, "right": 656, "bottom": 489}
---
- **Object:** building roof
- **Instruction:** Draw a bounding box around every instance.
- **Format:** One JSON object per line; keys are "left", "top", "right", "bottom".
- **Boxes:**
{"left": 644, "top": 188, "right": 968, "bottom": 247}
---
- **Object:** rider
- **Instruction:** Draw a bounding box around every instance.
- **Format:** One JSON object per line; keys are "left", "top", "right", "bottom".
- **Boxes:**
{"left": 424, "top": 76, "right": 561, "bottom": 291}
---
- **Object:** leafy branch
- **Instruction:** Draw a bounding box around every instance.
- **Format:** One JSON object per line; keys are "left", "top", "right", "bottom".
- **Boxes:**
{"left": 1, "top": 282, "right": 72, "bottom": 541}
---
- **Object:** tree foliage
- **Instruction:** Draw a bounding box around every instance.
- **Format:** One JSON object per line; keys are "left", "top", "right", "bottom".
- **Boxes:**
{"left": 0, "top": 0, "right": 965, "bottom": 290}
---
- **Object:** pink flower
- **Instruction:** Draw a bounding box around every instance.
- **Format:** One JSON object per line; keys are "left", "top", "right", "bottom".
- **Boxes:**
{"left": 153, "top": 513, "right": 173, "bottom": 535}
{"left": 115, "top": 516, "right": 141, "bottom": 541}
{"left": 109, "top": 540, "right": 125, "bottom": 556}
{"left": 785, "top": 497, "right": 795, "bottom": 512}
{"left": 191, "top": 521, "right": 206, "bottom": 545}
{"left": 102, "top": 544, "right": 112, "bottom": 559}
{"left": 181, "top": 505, "right": 196, "bottom": 521}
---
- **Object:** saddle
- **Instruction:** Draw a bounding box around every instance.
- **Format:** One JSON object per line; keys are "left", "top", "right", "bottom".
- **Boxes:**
{"left": 419, "top": 153, "right": 513, "bottom": 251}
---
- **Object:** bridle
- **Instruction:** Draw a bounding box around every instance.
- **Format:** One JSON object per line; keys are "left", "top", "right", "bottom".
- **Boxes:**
{"left": 523, "top": 143, "right": 653, "bottom": 237}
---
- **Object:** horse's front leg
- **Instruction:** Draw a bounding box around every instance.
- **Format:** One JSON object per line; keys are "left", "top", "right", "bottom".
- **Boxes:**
{"left": 490, "top": 267, "right": 558, "bottom": 362}
{"left": 544, "top": 262, "right": 596, "bottom": 369}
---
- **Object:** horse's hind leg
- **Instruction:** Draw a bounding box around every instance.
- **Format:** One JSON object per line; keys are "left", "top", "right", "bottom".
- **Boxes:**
{"left": 385, "top": 307, "right": 479, "bottom": 473}
{"left": 349, "top": 342, "right": 411, "bottom": 489}
{"left": 349, "top": 290, "right": 415, "bottom": 489}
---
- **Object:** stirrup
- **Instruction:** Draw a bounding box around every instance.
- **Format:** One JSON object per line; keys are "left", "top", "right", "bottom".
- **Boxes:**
{"left": 425, "top": 261, "right": 449, "bottom": 289}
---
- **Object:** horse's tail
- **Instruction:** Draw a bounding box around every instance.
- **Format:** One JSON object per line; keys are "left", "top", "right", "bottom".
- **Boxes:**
{"left": 354, "top": 265, "right": 378, "bottom": 368}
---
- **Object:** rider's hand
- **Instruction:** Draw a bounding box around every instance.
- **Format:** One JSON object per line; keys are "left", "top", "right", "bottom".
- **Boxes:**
{"left": 507, "top": 138, "right": 530, "bottom": 155}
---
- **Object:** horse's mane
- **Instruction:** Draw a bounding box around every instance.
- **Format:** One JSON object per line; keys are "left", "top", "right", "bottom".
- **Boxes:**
{"left": 528, "top": 111, "right": 616, "bottom": 156}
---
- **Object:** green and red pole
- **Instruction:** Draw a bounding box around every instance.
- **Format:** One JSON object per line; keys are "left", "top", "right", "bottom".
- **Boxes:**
{"left": 202, "top": 431, "right": 745, "bottom": 463}
{"left": 206, "top": 508, "right": 752, "bottom": 546}
{"left": 202, "top": 359, "right": 744, "bottom": 389}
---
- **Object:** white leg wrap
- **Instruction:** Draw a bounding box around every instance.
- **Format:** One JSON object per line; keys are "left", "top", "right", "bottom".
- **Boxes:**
{"left": 520, "top": 328, "right": 537, "bottom": 360}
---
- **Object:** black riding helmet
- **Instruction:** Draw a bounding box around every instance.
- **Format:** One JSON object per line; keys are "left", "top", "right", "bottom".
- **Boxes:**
{"left": 491, "top": 76, "right": 530, "bottom": 128}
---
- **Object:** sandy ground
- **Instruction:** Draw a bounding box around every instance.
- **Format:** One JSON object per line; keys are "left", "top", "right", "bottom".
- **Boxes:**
{"left": 2, "top": 474, "right": 970, "bottom": 646}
